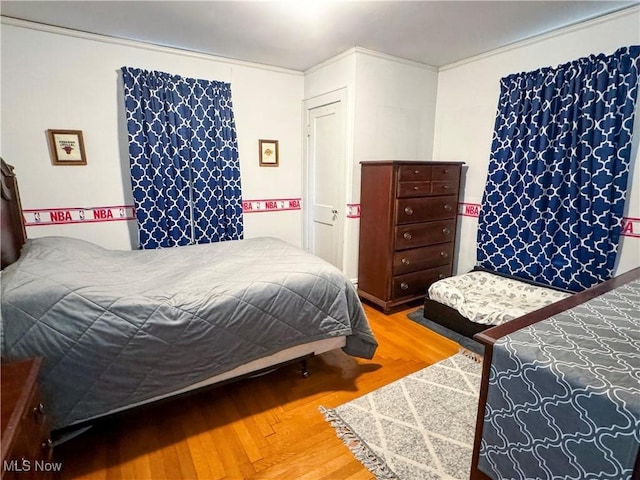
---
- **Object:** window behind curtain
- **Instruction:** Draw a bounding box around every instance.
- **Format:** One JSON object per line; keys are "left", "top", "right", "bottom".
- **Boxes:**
{"left": 121, "top": 67, "right": 243, "bottom": 249}
{"left": 476, "top": 46, "right": 640, "bottom": 292}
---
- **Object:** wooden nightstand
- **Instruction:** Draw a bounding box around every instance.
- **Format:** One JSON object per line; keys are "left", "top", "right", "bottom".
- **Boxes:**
{"left": 1, "top": 358, "right": 58, "bottom": 479}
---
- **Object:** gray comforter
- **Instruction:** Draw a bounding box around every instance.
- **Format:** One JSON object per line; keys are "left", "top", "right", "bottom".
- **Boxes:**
{"left": 1, "top": 236, "right": 377, "bottom": 430}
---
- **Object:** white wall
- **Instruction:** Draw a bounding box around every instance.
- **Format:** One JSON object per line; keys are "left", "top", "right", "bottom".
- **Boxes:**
{"left": 349, "top": 52, "right": 438, "bottom": 280}
{"left": 353, "top": 52, "right": 438, "bottom": 163}
{"left": 1, "top": 20, "right": 305, "bottom": 249}
{"left": 433, "top": 7, "right": 640, "bottom": 276}
{"left": 4, "top": 10, "right": 638, "bottom": 278}
{"left": 304, "top": 51, "right": 357, "bottom": 278}
{"left": 304, "top": 48, "right": 439, "bottom": 280}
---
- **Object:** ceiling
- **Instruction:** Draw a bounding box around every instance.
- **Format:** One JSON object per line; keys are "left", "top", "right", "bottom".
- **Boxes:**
{"left": 1, "top": 1, "right": 638, "bottom": 71}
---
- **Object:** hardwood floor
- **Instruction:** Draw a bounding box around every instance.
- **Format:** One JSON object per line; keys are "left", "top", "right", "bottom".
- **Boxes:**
{"left": 55, "top": 303, "right": 460, "bottom": 480}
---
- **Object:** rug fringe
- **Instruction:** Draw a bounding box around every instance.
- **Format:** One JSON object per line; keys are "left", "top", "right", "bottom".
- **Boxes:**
{"left": 319, "top": 406, "right": 399, "bottom": 480}
{"left": 458, "top": 347, "right": 483, "bottom": 363}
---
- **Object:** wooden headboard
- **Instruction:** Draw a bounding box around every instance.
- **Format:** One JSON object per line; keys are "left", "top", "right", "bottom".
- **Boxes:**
{"left": 1, "top": 158, "right": 27, "bottom": 269}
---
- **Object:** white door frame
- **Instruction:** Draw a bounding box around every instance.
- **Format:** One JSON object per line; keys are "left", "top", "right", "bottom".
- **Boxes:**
{"left": 302, "top": 87, "right": 349, "bottom": 272}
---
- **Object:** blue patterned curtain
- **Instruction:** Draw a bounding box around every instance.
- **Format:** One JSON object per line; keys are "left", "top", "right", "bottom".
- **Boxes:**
{"left": 477, "top": 46, "right": 640, "bottom": 292}
{"left": 121, "top": 67, "right": 243, "bottom": 249}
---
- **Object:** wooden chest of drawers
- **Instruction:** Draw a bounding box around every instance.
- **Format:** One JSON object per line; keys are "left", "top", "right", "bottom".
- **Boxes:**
{"left": 357, "top": 161, "right": 464, "bottom": 312}
{"left": 1, "top": 358, "right": 56, "bottom": 480}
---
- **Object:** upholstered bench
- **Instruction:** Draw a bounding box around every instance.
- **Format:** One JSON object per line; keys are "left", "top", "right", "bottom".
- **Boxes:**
{"left": 424, "top": 270, "right": 571, "bottom": 338}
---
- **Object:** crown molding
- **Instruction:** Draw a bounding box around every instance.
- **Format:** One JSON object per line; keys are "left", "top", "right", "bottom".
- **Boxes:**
{"left": 0, "top": 16, "right": 304, "bottom": 76}
{"left": 4, "top": 4, "right": 635, "bottom": 77}
{"left": 304, "top": 47, "right": 358, "bottom": 75}
{"left": 353, "top": 47, "right": 439, "bottom": 72}
{"left": 439, "top": 4, "right": 640, "bottom": 72}
{"left": 305, "top": 46, "right": 438, "bottom": 75}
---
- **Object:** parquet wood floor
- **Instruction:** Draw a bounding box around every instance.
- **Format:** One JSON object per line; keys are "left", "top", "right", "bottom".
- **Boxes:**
{"left": 55, "top": 302, "right": 459, "bottom": 480}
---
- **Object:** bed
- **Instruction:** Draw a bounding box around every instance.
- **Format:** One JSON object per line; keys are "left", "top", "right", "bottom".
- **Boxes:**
{"left": 0, "top": 159, "right": 378, "bottom": 434}
{"left": 470, "top": 266, "right": 640, "bottom": 479}
{"left": 422, "top": 268, "right": 573, "bottom": 338}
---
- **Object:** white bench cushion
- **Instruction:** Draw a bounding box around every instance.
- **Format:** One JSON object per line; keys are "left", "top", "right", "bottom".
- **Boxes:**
{"left": 427, "top": 271, "right": 571, "bottom": 326}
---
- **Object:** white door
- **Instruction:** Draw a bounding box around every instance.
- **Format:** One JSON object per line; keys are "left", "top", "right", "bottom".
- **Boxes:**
{"left": 305, "top": 94, "right": 346, "bottom": 271}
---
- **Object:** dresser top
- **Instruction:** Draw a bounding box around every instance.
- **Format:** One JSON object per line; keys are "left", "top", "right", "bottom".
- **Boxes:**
{"left": 360, "top": 160, "right": 465, "bottom": 166}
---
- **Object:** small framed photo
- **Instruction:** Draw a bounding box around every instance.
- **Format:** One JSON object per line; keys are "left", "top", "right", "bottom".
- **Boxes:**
{"left": 47, "top": 129, "right": 87, "bottom": 165}
{"left": 259, "top": 139, "right": 279, "bottom": 167}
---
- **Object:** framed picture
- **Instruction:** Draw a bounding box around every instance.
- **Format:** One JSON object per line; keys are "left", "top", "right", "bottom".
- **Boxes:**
{"left": 47, "top": 129, "right": 87, "bottom": 165}
{"left": 259, "top": 139, "right": 279, "bottom": 167}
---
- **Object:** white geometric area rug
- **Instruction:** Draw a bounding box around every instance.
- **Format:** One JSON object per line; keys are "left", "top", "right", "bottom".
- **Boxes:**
{"left": 320, "top": 353, "right": 482, "bottom": 480}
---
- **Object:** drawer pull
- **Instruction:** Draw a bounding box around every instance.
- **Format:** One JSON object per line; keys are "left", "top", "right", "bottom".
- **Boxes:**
{"left": 33, "top": 403, "right": 45, "bottom": 416}
{"left": 440, "top": 251, "right": 449, "bottom": 258}
{"left": 444, "top": 169, "right": 449, "bottom": 174}
{"left": 414, "top": 170, "right": 420, "bottom": 174}
{"left": 401, "top": 258, "right": 410, "bottom": 265}
{"left": 404, "top": 207, "right": 414, "bottom": 215}
{"left": 400, "top": 282, "right": 409, "bottom": 290}
{"left": 413, "top": 186, "right": 419, "bottom": 190}
{"left": 403, "top": 232, "right": 412, "bottom": 240}
{"left": 438, "top": 273, "right": 447, "bottom": 279}
{"left": 442, "top": 184, "right": 450, "bottom": 190}
{"left": 442, "top": 227, "right": 451, "bottom": 236}
{"left": 444, "top": 204, "right": 453, "bottom": 211}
